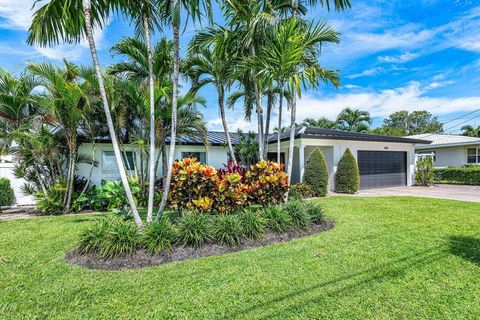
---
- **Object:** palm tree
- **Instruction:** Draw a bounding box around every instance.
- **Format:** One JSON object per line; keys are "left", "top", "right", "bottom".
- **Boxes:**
{"left": 28, "top": 0, "right": 143, "bottom": 227}
{"left": 302, "top": 117, "right": 337, "bottom": 129}
{"left": 156, "top": 0, "right": 212, "bottom": 218}
{"left": 461, "top": 125, "right": 480, "bottom": 137}
{"left": 186, "top": 41, "right": 237, "bottom": 164}
{"left": 336, "top": 108, "right": 371, "bottom": 132}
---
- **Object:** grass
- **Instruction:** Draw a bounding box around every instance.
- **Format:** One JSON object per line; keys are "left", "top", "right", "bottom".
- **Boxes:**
{"left": 1, "top": 197, "right": 480, "bottom": 319}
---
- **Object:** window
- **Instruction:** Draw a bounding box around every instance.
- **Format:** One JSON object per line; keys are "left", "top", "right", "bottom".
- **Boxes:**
{"left": 181, "top": 151, "right": 206, "bottom": 163}
{"left": 467, "top": 148, "right": 479, "bottom": 164}
{"left": 102, "top": 151, "right": 135, "bottom": 173}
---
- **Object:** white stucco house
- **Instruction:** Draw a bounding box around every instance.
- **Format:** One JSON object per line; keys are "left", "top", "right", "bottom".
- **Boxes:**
{"left": 77, "top": 127, "right": 429, "bottom": 191}
{"left": 408, "top": 134, "right": 480, "bottom": 168}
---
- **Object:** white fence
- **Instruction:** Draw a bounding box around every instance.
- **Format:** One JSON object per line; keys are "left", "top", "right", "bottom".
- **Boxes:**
{"left": 0, "top": 158, "right": 35, "bottom": 206}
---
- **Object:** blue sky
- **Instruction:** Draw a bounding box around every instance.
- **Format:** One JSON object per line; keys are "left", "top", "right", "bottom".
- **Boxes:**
{"left": 1, "top": 0, "right": 480, "bottom": 133}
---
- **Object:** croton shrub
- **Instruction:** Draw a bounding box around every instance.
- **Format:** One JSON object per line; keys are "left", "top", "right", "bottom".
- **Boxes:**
{"left": 167, "top": 158, "right": 288, "bottom": 213}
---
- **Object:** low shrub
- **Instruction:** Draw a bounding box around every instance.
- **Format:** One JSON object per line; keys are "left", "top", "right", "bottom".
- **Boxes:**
{"left": 78, "top": 219, "right": 111, "bottom": 254}
{"left": 177, "top": 212, "right": 211, "bottom": 248}
{"left": 101, "top": 219, "right": 141, "bottom": 258}
{"left": 335, "top": 148, "right": 360, "bottom": 194}
{"left": 35, "top": 182, "right": 67, "bottom": 215}
{"left": 283, "top": 201, "right": 311, "bottom": 230}
{"left": 89, "top": 179, "right": 142, "bottom": 212}
{"left": 263, "top": 205, "right": 291, "bottom": 233}
{"left": 303, "top": 148, "right": 329, "bottom": 197}
{"left": 245, "top": 161, "right": 289, "bottom": 205}
{"left": 415, "top": 158, "right": 434, "bottom": 186}
{"left": 0, "top": 178, "right": 15, "bottom": 210}
{"left": 304, "top": 201, "right": 325, "bottom": 224}
{"left": 213, "top": 215, "right": 243, "bottom": 246}
{"left": 289, "top": 183, "right": 316, "bottom": 200}
{"left": 434, "top": 166, "right": 480, "bottom": 185}
{"left": 239, "top": 208, "right": 265, "bottom": 240}
{"left": 143, "top": 219, "right": 177, "bottom": 255}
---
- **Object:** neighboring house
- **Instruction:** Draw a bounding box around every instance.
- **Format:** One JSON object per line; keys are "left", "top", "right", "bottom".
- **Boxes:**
{"left": 77, "top": 127, "right": 429, "bottom": 191}
{"left": 408, "top": 134, "right": 480, "bottom": 168}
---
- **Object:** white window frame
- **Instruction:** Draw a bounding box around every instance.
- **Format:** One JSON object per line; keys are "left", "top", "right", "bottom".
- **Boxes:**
{"left": 181, "top": 151, "right": 207, "bottom": 163}
{"left": 467, "top": 147, "right": 480, "bottom": 165}
{"left": 102, "top": 151, "right": 136, "bottom": 173}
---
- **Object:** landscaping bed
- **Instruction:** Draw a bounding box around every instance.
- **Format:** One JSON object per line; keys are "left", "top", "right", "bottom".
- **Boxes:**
{"left": 66, "top": 219, "right": 335, "bottom": 270}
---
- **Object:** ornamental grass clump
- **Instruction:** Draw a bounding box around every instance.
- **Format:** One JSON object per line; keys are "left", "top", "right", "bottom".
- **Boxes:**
{"left": 263, "top": 205, "right": 291, "bottom": 233}
{"left": 304, "top": 201, "right": 325, "bottom": 224}
{"left": 335, "top": 148, "right": 360, "bottom": 194}
{"left": 77, "top": 218, "right": 111, "bottom": 255}
{"left": 177, "top": 212, "right": 211, "bottom": 248}
{"left": 239, "top": 208, "right": 265, "bottom": 240}
{"left": 101, "top": 219, "right": 141, "bottom": 258}
{"left": 143, "top": 219, "right": 177, "bottom": 255}
{"left": 213, "top": 215, "right": 243, "bottom": 246}
{"left": 284, "top": 201, "right": 311, "bottom": 230}
{"left": 303, "top": 148, "right": 329, "bottom": 197}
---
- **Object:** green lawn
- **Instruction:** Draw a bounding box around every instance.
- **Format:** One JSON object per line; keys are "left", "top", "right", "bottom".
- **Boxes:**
{"left": 1, "top": 197, "right": 480, "bottom": 319}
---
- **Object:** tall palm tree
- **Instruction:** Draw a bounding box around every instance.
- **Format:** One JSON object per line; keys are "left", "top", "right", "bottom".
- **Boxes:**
{"left": 336, "top": 107, "right": 371, "bottom": 132}
{"left": 302, "top": 117, "right": 337, "bottom": 129}
{"left": 461, "top": 125, "right": 480, "bottom": 138}
{"left": 186, "top": 38, "right": 237, "bottom": 163}
{"left": 28, "top": 0, "right": 143, "bottom": 227}
{"left": 156, "top": 0, "right": 212, "bottom": 218}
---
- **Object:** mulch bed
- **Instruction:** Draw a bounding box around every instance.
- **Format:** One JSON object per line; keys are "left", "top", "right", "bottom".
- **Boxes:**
{"left": 66, "top": 219, "right": 335, "bottom": 270}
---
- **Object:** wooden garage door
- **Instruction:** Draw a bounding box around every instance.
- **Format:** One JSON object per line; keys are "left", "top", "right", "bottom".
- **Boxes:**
{"left": 357, "top": 151, "right": 407, "bottom": 189}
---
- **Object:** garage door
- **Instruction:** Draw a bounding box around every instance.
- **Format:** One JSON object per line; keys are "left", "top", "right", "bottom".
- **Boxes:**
{"left": 357, "top": 151, "right": 407, "bottom": 189}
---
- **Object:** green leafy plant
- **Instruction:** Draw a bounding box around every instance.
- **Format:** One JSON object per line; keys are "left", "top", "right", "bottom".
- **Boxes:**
{"left": 415, "top": 158, "right": 434, "bottom": 186}
{"left": 283, "top": 201, "right": 311, "bottom": 230}
{"left": 304, "top": 201, "right": 325, "bottom": 224}
{"left": 77, "top": 219, "right": 111, "bottom": 254}
{"left": 177, "top": 212, "right": 211, "bottom": 248}
{"left": 213, "top": 214, "right": 243, "bottom": 246}
{"left": 239, "top": 208, "right": 265, "bottom": 240}
{"left": 263, "top": 205, "right": 291, "bottom": 233}
{"left": 143, "top": 219, "right": 177, "bottom": 255}
{"left": 35, "top": 182, "right": 67, "bottom": 215}
{"left": 289, "top": 183, "right": 316, "bottom": 200}
{"left": 101, "top": 219, "right": 140, "bottom": 258}
{"left": 0, "top": 178, "right": 15, "bottom": 210}
{"left": 335, "top": 148, "right": 360, "bottom": 194}
{"left": 303, "top": 148, "right": 329, "bottom": 197}
{"left": 245, "top": 160, "right": 289, "bottom": 205}
{"left": 434, "top": 166, "right": 480, "bottom": 185}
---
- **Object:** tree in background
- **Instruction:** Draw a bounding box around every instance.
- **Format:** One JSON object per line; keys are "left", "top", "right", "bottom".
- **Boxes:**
{"left": 335, "top": 148, "right": 359, "bottom": 194}
{"left": 302, "top": 117, "right": 337, "bottom": 129}
{"left": 303, "top": 148, "right": 329, "bottom": 197}
{"left": 336, "top": 107, "right": 371, "bottom": 132}
{"left": 461, "top": 125, "right": 480, "bottom": 137}
{"left": 376, "top": 110, "right": 443, "bottom": 136}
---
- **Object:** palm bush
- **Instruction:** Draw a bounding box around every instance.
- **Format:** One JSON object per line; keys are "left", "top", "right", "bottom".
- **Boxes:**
{"left": 0, "top": 178, "right": 15, "bottom": 210}
{"left": 78, "top": 219, "right": 111, "bottom": 255}
{"left": 303, "top": 148, "right": 329, "bottom": 197}
{"left": 143, "top": 219, "right": 177, "bottom": 255}
{"left": 213, "top": 215, "right": 243, "bottom": 246}
{"left": 239, "top": 208, "right": 265, "bottom": 240}
{"left": 283, "top": 201, "right": 311, "bottom": 230}
{"left": 177, "top": 213, "right": 211, "bottom": 248}
{"left": 263, "top": 205, "right": 291, "bottom": 233}
{"left": 335, "top": 148, "right": 360, "bottom": 194}
{"left": 101, "top": 219, "right": 141, "bottom": 258}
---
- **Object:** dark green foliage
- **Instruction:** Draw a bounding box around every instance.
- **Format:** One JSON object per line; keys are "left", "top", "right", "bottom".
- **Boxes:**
{"left": 304, "top": 201, "right": 325, "bottom": 224}
{"left": 335, "top": 148, "right": 360, "bottom": 194}
{"left": 78, "top": 219, "right": 111, "bottom": 254}
{"left": 289, "top": 183, "right": 316, "bottom": 200}
{"left": 263, "top": 205, "right": 291, "bottom": 233}
{"left": 143, "top": 219, "right": 177, "bottom": 255}
{"left": 239, "top": 208, "right": 265, "bottom": 240}
{"left": 0, "top": 178, "right": 14, "bottom": 209}
{"left": 101, "top": 219, "right": 140, "bottom": 258}
{"left": 177, "top": 213, "right": 211, "bottom": 248}
{"left": 303, "top": 148, "right": 329, "bottom": 197}
{"left": 434, "top": 166, "right": 480, "bottom": 185}
{"left": 415, "top": 158, "right": 434, "bottom": 186}
{"left": 283, "top": 201, "right": 311, "bottom": 230}
{"left": 213, "top": 215, "right": 243, "bottom": 246}
{"left": 35, "top": 182, "right": 67, "bottom": 215}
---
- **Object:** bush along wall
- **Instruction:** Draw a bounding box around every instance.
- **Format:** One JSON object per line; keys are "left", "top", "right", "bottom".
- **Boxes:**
{"left": 335, "top": 148, "right": 360, "bottom": 194}
{"left": 415, "top": 158, "right": 434, "bottom": 186}
{"left": 0, "top": 178, "right": 15, "bottom": 210}
{"left": 303, "top": 148, "right": 329, "bottom": 197}
{"left": 434, "top": 166, "right": 480, "bottom": 185}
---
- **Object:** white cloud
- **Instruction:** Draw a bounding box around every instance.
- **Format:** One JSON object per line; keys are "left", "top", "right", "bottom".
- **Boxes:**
{"left": 378, "top": 52, "right": 420, "bottom": 63}
{"left": 344, "top": 84, "right": 361, "bottom": 89}
{"left": 347, "top": 67, "right": 384, "bottom": 79}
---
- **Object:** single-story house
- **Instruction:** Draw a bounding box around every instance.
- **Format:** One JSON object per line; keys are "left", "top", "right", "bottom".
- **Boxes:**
{"left": 77, "top": 127, "right": 429, "bottom": 191}
{"left": 408, "top": 134, "right": 480, "bottom": 168}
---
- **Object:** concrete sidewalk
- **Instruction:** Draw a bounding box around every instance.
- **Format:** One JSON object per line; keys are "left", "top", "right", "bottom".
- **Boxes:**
{"left": 332, "top": 184, "right": 480, "bottom": 203}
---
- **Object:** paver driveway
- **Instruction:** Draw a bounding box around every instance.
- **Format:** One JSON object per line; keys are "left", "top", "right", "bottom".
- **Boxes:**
{"left": 333, "top": 184, "right": 480, "bottom": 203}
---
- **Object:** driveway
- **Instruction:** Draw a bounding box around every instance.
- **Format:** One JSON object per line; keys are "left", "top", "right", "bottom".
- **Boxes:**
{"left": 333, "top": 184, "right": 480, "bottom": 203}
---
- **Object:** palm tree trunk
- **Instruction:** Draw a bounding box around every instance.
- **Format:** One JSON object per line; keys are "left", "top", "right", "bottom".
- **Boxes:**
{"left": 277, "top": 83, "right": 284, "bottom": 163}
{"left": 161, "top": 141, "right": 167, "bottom": 179}
{"left": 66, "top": 149, "right": 76, "bottom": 211}
{"left": 157, "top": 21, "right": 179, "bottom": 219}
{"left": 83, "top": 0, "right": 142, "bottom": 227}
{"left": 80, "top": 141, "right": 96, "bottom": 196}
{"left": 63, "top": 149, "right": 73, "bottom": 208}
{"left": 144, "top": 14, "right": 156, "bottom": 222}
{"left": 264, "top": 92, "right": 273, "bottom": 159}
{"left": 34, "top": 166, "right": 47, "bottom": 196}
{"left": 218, "top": 88, "right": 236, "bottom": 164}
{"left": 286, "top": 91, "right": 296, "bottom": 202}
{"left": 253, "top": 77, "right": 264, "bottom": 160}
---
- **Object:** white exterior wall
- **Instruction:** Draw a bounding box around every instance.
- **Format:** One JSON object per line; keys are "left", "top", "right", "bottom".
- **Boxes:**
{"left": 0, "top": 155, "right": 35, "bottom": 206}
{"left": 77, "top": 143, "right": 230, "bottom": 186}
{"left": 417, "top": 145, "right": 478, "bottom": 168}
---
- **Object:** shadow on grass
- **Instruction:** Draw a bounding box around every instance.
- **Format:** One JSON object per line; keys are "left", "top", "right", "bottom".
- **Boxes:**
{"left": 449, "top": 235, "right": 480, "bottom": 265}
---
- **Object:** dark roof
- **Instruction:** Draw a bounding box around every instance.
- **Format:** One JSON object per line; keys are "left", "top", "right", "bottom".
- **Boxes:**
{"left": 165, "top": 131, "right": 244, "bottom": 146}
{"left": 268, "top": 127, "right": 432, "bottom": 144}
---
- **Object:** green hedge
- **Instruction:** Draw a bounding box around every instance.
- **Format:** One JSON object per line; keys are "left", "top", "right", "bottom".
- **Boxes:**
{"left": 0, "top": 178, "right": 15, "bottom": 209}
{"left": 434, "top": 167, "right": 480, "bottom": 185}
